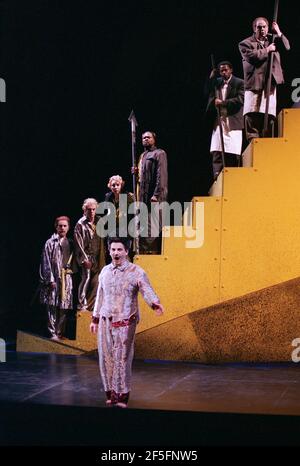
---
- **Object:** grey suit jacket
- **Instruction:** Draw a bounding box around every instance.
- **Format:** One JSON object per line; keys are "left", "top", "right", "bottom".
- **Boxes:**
{"left": 239, "top": 33, "right": 290, "bottom": 91}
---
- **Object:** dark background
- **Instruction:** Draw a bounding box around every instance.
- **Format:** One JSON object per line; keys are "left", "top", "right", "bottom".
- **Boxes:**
{"left": 0, "top": 0, "right": 299, "bottom": 339}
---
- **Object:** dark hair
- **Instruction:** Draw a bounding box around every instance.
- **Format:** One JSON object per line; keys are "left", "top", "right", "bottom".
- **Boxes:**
{"left": 252, "top": 17, "right": 269, "bottom": 31}
{"left": 142, "top": 131, "right": 157, "bottom": 143}
{"left": 107, "top": 237, "right": 130, "bottom": 251}
{"left": 218, "top": 61, "right": 233, "bottom": 70}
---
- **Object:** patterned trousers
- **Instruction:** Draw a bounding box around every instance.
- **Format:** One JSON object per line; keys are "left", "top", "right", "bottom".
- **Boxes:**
{"left": 47, "top": 305, "right": 67, "bottom": 338}
{"left": 98, "top": 317, "right": 137, "bottom": 395}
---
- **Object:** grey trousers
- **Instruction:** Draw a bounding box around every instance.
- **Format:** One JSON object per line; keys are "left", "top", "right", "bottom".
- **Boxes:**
{"left": 77, "top": 267, "right": 100, "bottom": 311}
{"left": 139, "top": 202, "right": 163, "bottom": 254}
{"left": 244, "top": 112, "right": 276, "bottom": 141}
{"left": 47, "top": 305, "right": 67, "bottom": 338}
{"left": 211, "top": 151, "right": 240, "bottom": 179}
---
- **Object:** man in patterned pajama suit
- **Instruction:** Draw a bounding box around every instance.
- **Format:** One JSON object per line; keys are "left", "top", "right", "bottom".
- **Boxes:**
{"left": 90, "top": 237, "right": 164, "bottom": 408}
{"left": 74, "top": 198, "right": 105, "bottom": 311}
{"left": 39, "top": 216, "right": 74, "bottom": 340}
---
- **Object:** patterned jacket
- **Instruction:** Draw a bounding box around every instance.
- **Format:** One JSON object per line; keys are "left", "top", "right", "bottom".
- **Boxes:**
{"left": 39, "top": 233, "right": 73, "bottom": 309}
{"left": 93, "top": 261, "right": 160, "bottom": 322}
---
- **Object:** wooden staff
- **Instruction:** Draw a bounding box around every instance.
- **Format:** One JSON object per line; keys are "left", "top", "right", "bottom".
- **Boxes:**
{"left": 128, "top": 110, "right": 139, "bottom": 254}
{"left": 263, "top": 0, "right": 280, "bottom": 137}
{"left": 211, "top": 54, "right": 226, "bottom": 172}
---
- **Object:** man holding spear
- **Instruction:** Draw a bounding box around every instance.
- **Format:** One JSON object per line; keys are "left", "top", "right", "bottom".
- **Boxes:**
{"left": 239, "top": 8, "right": 290, "bottom": 142}
{"left": 207, "top": 60, "right": 244, "bottom": 180}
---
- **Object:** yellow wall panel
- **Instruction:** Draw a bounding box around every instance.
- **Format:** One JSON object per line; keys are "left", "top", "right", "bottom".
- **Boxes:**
{"left": 278, "top": 108, "right": 300, "bottom": 141}
{"left": 219, "top": 111, "right": 300, "bottom": 300}
{"left": 220, "top": 168, "right": 300, "bottom": 300}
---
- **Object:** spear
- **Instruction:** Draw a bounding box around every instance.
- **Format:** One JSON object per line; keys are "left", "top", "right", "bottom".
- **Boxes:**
{"left": 128, "top": 110, "right": 139, "bottom": 254}
{"left": 128, "top": 110, "right": 138, "bottom": 200}
{"left": 263, "top": 0, "right": 280, "bottom": 137}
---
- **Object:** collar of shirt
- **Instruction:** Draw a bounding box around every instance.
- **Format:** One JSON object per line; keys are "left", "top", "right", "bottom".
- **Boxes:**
{"left": 110, "top": 260, "right": 130, "bottom": 271}
{"left": 144, "top": 146, "right": 157, "bottom": 154}
{"left": 222, "top": 74, "right": 232, "bottom": 87}
{"left": 255, "top": 36, "right": 269, "bottom": 47}
{"left": 83, "top": 217, "right": 97, "bottom": 229}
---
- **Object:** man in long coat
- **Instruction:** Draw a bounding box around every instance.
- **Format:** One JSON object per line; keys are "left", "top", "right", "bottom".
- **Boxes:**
{"left": 40, "top": 216, "right": 74, "bottom": 340}
{"left": 239, "top": 17, "right": 290, "bottom": 141}
{"left": 137, "top": 131, "right": 168, "bottom": 254}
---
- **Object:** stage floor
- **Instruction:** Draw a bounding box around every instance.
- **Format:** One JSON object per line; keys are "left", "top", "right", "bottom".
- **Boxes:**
{"left": 1, "top": 352, "right": 300, "bottom": 414}
{"left": 1, "top": 352, "right": 300, "bottom": 446}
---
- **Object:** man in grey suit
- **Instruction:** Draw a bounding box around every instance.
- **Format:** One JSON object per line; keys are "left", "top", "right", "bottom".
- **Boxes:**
{"left": 207, "top": 61, "right": 244, "bottom": 180}
{"left": 239, "top": 17, "right": 290, "bottom": 141}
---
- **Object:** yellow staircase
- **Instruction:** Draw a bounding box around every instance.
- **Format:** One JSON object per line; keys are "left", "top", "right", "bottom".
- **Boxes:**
{"left": 136, "top": 110, "right": 300, "bottom": 322}
{"left": 17, "top": 109, "right": 300, "bottom": 361}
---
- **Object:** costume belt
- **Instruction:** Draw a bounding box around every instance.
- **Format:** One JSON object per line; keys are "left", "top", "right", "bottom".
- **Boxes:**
{"left": 102, "top": 314, "right": 137, "bottom": 328}
{"left": 61, "top": 253, "right": 73, "bottom": 302}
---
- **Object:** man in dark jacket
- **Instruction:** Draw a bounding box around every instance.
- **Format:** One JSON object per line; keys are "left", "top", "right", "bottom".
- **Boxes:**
{"left": 103, "top": 175, "right": 134, "bottom": 263}
{"left": 239, "top": 17, "right": 290, "bottom": 141}
{"left": 137, "top": 131, "right": 168, "bottom": 254}
{"left": 207, "top": 61, "right": 244, "bottom": 180}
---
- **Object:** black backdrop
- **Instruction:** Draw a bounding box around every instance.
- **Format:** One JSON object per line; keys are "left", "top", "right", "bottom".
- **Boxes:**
{"left": 0, "top": 0, "right": 299, "bottom": 338}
